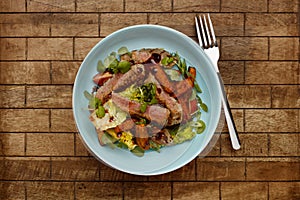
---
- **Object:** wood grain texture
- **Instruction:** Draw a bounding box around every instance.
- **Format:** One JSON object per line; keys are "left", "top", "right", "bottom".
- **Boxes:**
{"left": 26, "top": 85, "right": 73, "bottom": 108}
{"left": 245, "top": 109, "right": 298, "bottom": 132}
{"left": 51, "top": 157, "right": 100, "bottom": 181}
{"left": 76, "top": 0, "right": 124, "bottom": 12}
{"left": 27, "top": 0, "right": 75, "bottom": 12}
{"left": 221, "top": 0, "right": 267, "bottom": 12}
{"left": 0, "top": 0, "right": 299, "bottom": 199}
{"left": 100, "top": 13, "right": 147, "bottom": 36}
{"left": 226, "top": 85, "right": 271, "bottom": 108}
{"left": 245, "top": 61, "right": 299, "bottom": 84}
{"left": 218, "top": 61, "right": 244, "bottom": 84}
{"left": 51, "top": 14, "right": 99, "bottom": 37}
{"left": 26, "top": 182, "right": 74, "bottom": 200}
{"left": 0, "top": 86, "right": 25, "bottom": 108}
{"left": 173, "top": 0, "right": 220, "bottom": 12}
{"left": 269, "top": 37, "right": 299, "bottom": 60}
{"left": 246, "top": 158, "right": 300, "bottom": 181}
{"left": 0, "top": 181, "right": 26, "bottom": 199}
{"left": 74, "top": 38, "right": 101, "bottom": 60}
{"left": 269, "top": 182, "right": 300, "bottom": 200}
{"left": 0, "top": 62, "right": 51, "bottom": 84}
{"left": 51, "top": 61, "right": 80, "bottom": 84}
{"left": 173, "top": 182, "right": 220, "bottom": 200}
{"left": 50, "top": 109, "right": 76, "bottom": 132}
{"left": 0, "top": 157, "right": 51, "bottom": 180}
{"left": 0, "top": 109, "right": 50, "bottom": 132}
{"left": 75, "top": 182, "right": 123, "bottom": 199}
{"left": 0, "top": 133, "right": 25, "bottom": 156}
{"left": 269, "top": 134, "right": 299, "bottom": 156}
{"left": 272, "top": 85, "right": 300, "bottom": 108}
{"left": 124, "top": 182, "right": 172, "bottom": 200}
{"left": 221, "top": 37, "right": 268, "bottom": 60}
{"left": 0, "top": 0, "right": 25, "bottom": 12}
{"left": 125, "top": 0, "right": 172, "bottom": 12}
{"left": 221, "top": 134, "right": 269, "bottom": 157}
{"left": 197, "top": 158, "right": 246, "bottom": 181}
{"left": 0, "top": 38, "right": 26, "bottom": 60}
{"left": 28, "top": 38, "right": 73, "bottom": 60}
{"left": 245, "top": 14, "right": 299, "bottom": 36}
{"left": 149, "top": 13, "right": 196, "bottom": 36}
{"left": 221, "top": 182, "right": 268, "bottom": 200}
{"left": 0, "top": 14, "right": 50, "bottom": 37}
{"left": 269, "top": 0, "right": 300, "bottom": 12}
{"left": 26, "top": 133, "right": 74, "bottom": 156}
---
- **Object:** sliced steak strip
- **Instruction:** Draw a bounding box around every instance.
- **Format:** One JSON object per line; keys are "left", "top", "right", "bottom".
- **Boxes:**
{"left": 95, "top": 73, "right": 123, "bottom": 103}
{"left": 116, "top": 118, "right": 135, "bottom": 132}
{"left": 149, "top": 64, "right": 174, "bottom": 94}
{"left": 144, "top": 73, "right": 183, "bottom": 126}
{"left": 111, "top": 92, "right": 170, "bottom": 128}
{"left": 113, "top": 64, "right": 146, "bottom": 92}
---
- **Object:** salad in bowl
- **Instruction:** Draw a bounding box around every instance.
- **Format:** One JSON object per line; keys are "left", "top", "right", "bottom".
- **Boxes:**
{"left": 84, "top": 47, "right": 208, "bottom": 157}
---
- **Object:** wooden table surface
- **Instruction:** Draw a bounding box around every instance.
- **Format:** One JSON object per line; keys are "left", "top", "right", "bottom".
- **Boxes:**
{"left": 0, "top": 0, "right": 299, "bottom": 199}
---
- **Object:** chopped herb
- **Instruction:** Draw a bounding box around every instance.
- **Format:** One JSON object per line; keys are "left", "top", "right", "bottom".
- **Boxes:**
{"left": 101, "top": 132, "right": 118, "bottom": 145}
{"left": 194, "top": 81, "right": 202, "bottom": 93}
{"left": 196, "top": 95, "right": 208, "bottom": 112}
{"left": 89, "top": 97, "right": 102, "bottom": 109}
{"left": 200, "top": 102, "right": 208, "bottom": 112}
{"left": 130, "top": 146, "right": 144, "bottom": 157}
{"left": 116, "top": 141, "right": 129, "bottom": 149}
{"left": 97, "top": 60, "right": 105, "bottom": 73}
{"left": 96, "top": 105, "right": 105, "bottom": 118}
{"left": 118, "top": 46, "right": 130, "bottom": 55}
{"left": 140, "top": 102, "right": 147, "bottom": 113}
{"left": 83, "top": 90, "right": 93, "bottom": 100}
{"left": 196, "top": 120, "right": 206, "bottom": 134}
{"left": 104, "top": 55, "right": 117, "bottom": 67}
{"left": 135, "top": 117, "right": 147, "bottom": 125}
{"left": 117, "top": 60, "right": 131, "bottom": 73}
{"left": 110, "top": 51, "right": 117, "bottom": 57}
{"left": 149, "top": 140, "right": 163, "bottom": 152}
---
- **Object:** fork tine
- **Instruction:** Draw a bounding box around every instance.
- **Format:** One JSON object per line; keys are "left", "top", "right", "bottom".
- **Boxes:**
{"left": 203, "top": 15, "right": 212, "bottom": 47}
{"left": 207, "top": 14, "right": 217, "bottom": 46}
{"left": 198, "top": 15, "right": 208, "bottom": 48}
{"left": 194, "top": 16, "right": 203, "bottom": 47}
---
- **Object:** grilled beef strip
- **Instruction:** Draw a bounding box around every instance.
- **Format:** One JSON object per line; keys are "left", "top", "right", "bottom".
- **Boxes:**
{"left": 148, "top": 64, "right": 174, "bottom": 94}
{"left": 95, "top": 73, "right": 123, "bottom": 103}
{"left": 113, "top": 64, "right": 146, "bottom": 92}
{"left": 111, "top": 92, "right": 170, "bottom": 128}
{"left": 93, "top": 71, "right": 113, "bottom": 86}
{"left": 115, "top": 118, "right": 135, "bottom": 132}
{"left": 173, "top": 78, "right": 193, "bottom": 98}
{"left": 144, "top": 73, "right": 183, "bottom": 126}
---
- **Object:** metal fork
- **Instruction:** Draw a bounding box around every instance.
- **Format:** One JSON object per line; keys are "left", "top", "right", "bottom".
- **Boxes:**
{"left": 195, "top": 14, "right": 241, "bottom": 150}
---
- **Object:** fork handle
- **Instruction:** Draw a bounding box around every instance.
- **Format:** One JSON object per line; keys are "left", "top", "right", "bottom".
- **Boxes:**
{"left": 217, "top": 72, "right": 241, "bottom": 150}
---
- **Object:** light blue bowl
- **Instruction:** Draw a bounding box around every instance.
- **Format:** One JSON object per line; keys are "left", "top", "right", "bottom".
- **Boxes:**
{"left": 72, "top": 24, "right": 222, "bottom": 175}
